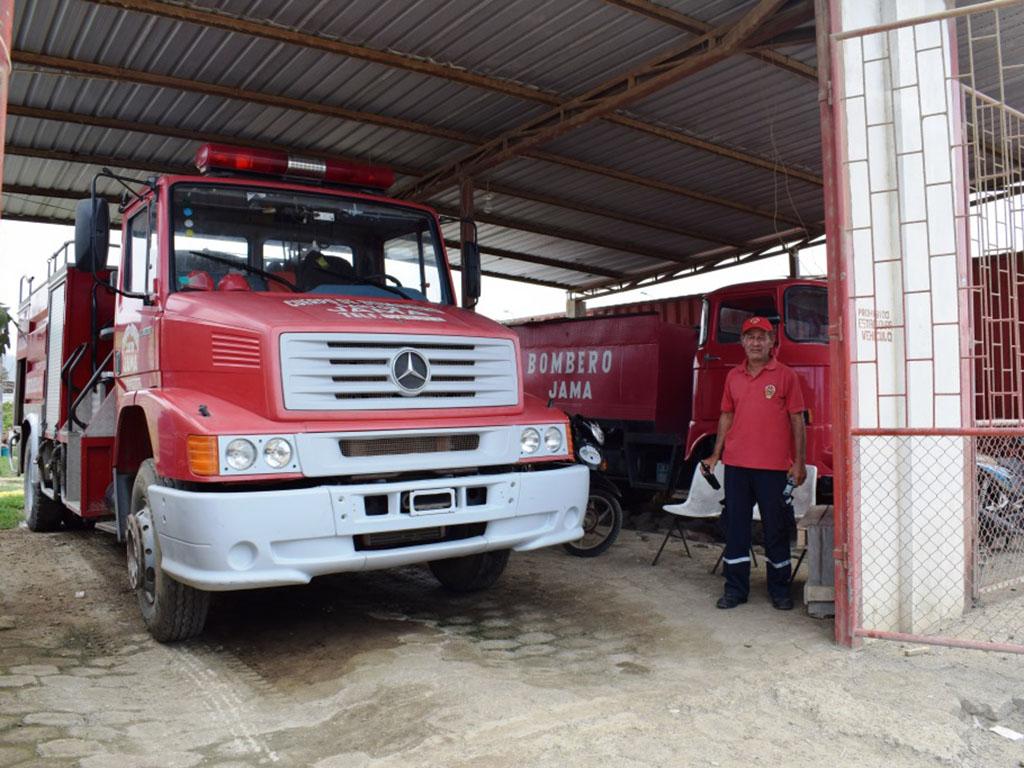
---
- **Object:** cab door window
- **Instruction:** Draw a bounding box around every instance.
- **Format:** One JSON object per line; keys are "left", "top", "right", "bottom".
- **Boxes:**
{"left": 784, "top": 286, "right": 829, "bottom": 343}
{"left": 715, "top": 295, "right": 777, "bottom": 343}
{"left": 125, "top": 206, "right": 158, "bottom": 294}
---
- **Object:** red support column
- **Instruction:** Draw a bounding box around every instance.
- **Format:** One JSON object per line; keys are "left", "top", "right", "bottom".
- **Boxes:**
{"left": 818, "top": 0, "right": 856, "bottom": 647}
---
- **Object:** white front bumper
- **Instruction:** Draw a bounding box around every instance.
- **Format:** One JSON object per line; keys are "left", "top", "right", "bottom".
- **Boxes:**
{"left": 147, "top": 465, "right": 588, "bottom": 591}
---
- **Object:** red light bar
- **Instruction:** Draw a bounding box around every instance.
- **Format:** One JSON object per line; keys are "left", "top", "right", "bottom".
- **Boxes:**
{"left": 193, "top": 144, "right": 395, "bottom": 190}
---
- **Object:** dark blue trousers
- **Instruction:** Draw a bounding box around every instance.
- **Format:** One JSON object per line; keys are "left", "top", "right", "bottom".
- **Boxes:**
{"left": 722, "top": 465, "right": 791, "bottom": 601}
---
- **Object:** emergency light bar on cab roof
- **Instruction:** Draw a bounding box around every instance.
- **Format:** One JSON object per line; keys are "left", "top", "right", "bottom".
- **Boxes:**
{"left": 193, "top": 143, "right": 396, "bottom": 190}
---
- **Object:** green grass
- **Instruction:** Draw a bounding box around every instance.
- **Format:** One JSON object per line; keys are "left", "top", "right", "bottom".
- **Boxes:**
{"left": 0, "top": 454, "right": 24, "bottom": 529}
{"left": 0, "top": 492, "right": 24, "bottom": 530}
{"left": 0, "top": 459, "right": 17, "bottom": 478}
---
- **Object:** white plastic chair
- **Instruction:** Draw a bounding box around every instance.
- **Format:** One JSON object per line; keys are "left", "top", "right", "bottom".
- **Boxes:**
{"left": 652, "top": 464, "right": 818, "bottom": 578}
{"left": 651, "top": 463, "right": 727, "bottom": 567}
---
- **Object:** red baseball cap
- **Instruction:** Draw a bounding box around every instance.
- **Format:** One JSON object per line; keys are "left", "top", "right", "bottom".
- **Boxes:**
{"left": 741, "top": 316, "right": 773, "bottom": 334}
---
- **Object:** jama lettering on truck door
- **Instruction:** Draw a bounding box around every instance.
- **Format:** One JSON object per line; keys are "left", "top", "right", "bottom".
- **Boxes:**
{"left": 526, "top": 349, "right": 615, "bottom": 400}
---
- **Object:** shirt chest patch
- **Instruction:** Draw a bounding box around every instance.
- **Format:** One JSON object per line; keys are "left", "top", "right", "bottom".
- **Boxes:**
{"left": 765, "top": 384, "right": 776, "bottom": 399}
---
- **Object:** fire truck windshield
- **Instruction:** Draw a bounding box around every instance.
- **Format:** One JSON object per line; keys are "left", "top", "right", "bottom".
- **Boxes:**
{"left": 170, "top": 183, "right": 452, "bottom": 303}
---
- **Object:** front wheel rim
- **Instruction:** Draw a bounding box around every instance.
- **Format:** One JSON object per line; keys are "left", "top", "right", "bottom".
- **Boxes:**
{"left": 573, "top": 495, "right": 617, "bottom": 550}
{"left": 126, "top": 507, "right": 157, "bottom": 605}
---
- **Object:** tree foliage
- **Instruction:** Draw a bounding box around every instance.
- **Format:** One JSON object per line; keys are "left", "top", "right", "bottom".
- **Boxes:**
{"left": 0, "top": 303, "right": 9, "bottom": 358}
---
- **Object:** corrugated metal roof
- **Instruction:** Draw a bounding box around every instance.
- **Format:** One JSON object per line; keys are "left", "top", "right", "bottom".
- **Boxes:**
{"left": 3, "top": 0, "right": 826, "bottom": 293}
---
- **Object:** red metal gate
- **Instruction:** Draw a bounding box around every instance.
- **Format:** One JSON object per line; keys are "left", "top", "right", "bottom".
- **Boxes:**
{"left": 827, "top": 0, "right": 1024, "bottom": 652}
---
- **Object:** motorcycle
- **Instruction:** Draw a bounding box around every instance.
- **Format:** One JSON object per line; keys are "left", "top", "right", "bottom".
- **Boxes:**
{"left": 976, "top": 454, "right": 1024, "bottom": 549}
{"left": 562, "top": 414, "right": 624, "bottom": 558}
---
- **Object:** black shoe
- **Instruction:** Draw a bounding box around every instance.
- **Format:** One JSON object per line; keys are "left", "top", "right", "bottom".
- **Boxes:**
{"left": 772, "top": 596, "right": 795, "bottom": 611}
{"left": 716, "top": 594, "right": 747, "bottom": 609}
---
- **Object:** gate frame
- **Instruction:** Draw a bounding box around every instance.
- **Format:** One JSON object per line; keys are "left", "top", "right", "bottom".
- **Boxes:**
{"left": 824, "top": 0, "right": 1024, "bottom": 653}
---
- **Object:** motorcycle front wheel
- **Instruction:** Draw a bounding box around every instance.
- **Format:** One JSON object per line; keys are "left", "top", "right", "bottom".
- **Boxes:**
{"left": 563, "top": 487, "right": 623, "bottom": 558}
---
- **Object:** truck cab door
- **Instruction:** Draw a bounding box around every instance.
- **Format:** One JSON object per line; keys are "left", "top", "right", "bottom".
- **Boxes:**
{"left": 115, "top": 203, "right": 161, "bottom": 395}
{"left": 777, "top": 283, "right": 832, "bottom": 481}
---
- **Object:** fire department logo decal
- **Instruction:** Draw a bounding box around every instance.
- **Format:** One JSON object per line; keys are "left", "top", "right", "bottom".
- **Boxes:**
{"left": 281, "top": 297, "right": 446, "bottom": 322}
{"left": 390, "top": 349, "right": 430, "bottom": 395}
{"left": 121, "top": 324, "right": 140, "bottom": 375}
{"left": 764, "top": 384, "right": 776, "bottom": 399}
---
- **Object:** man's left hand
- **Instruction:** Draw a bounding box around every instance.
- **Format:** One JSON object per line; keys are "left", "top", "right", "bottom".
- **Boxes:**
{"left": 788, "top": 462, "right": 807, "bottom": 487}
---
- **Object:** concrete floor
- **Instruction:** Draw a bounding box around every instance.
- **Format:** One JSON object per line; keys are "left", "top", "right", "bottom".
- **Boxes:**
{"left": 0, "top": 524, "right": 1021, "bottom": 767}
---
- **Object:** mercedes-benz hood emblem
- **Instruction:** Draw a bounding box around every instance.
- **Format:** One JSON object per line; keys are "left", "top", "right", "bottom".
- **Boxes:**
{"left": 390, "top": 349, "right": 430, "bottom": 395}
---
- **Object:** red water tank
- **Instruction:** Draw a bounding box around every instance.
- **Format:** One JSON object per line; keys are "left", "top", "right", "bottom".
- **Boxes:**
{"left": 513, "top": 313, "right": 698, "bottom": 432}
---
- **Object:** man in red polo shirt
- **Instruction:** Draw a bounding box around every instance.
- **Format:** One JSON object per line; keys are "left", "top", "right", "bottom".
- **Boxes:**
{"left": 705, "top": 316, "right": 807, "bottom": 610}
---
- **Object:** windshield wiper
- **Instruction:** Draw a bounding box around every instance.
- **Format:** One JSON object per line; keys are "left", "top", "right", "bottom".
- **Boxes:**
{"left": 186, "top": 250, "right": 298, "bottom": 292}
{"left": 336, "top": 272, "right": 408, "bottom": 300}
{"left": 309, "top": 259, "right": 409, "bottom": 300}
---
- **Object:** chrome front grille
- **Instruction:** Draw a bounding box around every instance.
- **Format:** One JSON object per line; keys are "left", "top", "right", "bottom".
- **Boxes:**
{"left": 280, "top": 333, "right": 518, "bottom": 410}
{"left": 340, "top": 434, "right": 480, "bottom": 457}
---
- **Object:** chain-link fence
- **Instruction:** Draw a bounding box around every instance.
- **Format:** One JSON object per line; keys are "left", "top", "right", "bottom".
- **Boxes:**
{"left": 854, "top": 431, "right": 1024, "bottom": 649}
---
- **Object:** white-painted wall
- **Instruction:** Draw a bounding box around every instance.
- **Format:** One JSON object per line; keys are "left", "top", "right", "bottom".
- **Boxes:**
{"left": 837, "top": 0, "right": 968, "bottom": 634}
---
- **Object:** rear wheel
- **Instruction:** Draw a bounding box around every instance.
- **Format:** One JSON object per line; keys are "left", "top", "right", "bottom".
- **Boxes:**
{"left": 563, "top": 487, "right": 622, "bottom": 558}
{"left": 128, "top": 459, "right": 209, "bottom": 642}
{"left": 24, "top": 440, "right": 63, "bottom": 533}
{"left": 428, "top": 550, "right": 511, "bottom": 592}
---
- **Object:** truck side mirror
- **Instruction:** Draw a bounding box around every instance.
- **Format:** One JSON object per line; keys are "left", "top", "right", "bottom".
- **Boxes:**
{"left": 75, "top": 197, "right": 110, "bottom": 273}
{"left": 461, "top": 241, "right": 481, "bottom": 307}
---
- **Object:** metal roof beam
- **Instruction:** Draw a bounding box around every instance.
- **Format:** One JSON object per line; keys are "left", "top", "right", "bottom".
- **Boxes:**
{"left": 576, "top": 236, "right": 815, "bottom": 300}
{"left": 473, "top": 270, "right": 573, "bottom": 291}
{"left": 605, "top": 115, "right": 821, "bottom": 186}
{"left": 577, "top": 247, "right": 787, "bottom": 300}
{"left": 81, "top": 0, "right": 819, "bottom": 187}
{"left": 394, "top": 0, "right": 794, "bottom": 203}
{"left": 525, "top": 149, "right": 808, "bottom": 228}
{"left": 0, "top": 211, "right": 86, "bottom": 227}
{"left": 6, "top": 104, "right": 423, "bottom": 178}
{"left": 10, "top": 54, "right": 808, "bottom": 225}
{"left": 442, "top": 239, "right": 623, "bottom": 280}
{"left": 576, "top": 228, "right": 823, "bottom": 298}
{"left": 601, "top": 0, "right": 817, "bottom": 81}
{"left": 8, "top": 105, "right": 752, "bottom": 248}
{"left": 4, "top": 184, "right": 120, "bottom": 204}
{"left": 12, "top": 51, "right": 474, "bottom": 144}
{"left": 752, "top": 28, "right": 820, "bottom": 49}
{"left": 5, "top": 144, "right": 186, "bottom": 176}
{"left": 484, "top": 182, "right": 750, "bottom": 249}
{"left": 433, "top": 204, "right": 688, "bottom": 266}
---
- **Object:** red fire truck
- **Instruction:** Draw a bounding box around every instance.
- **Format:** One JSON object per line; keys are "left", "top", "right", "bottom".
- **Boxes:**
{"left": 13, "top": 144, "right": 588, "bottom": 641}
{"left": 516, "top": 277, "right": 832, "bottom": 504}
{"left": 687, "top": 278, "right": 832, "bottom": 499}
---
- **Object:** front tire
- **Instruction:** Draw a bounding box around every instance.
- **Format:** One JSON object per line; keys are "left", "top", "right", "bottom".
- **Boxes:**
{"left": 429, "top": 550, "right": 511, "bottom": 592}
{"left": 128, "top": 459, "right": 209, "bottom": 642}
{"left": 24, "top": 440, "right": 63, "bottom": 533}
{"left": 562, "top": 487, "right": 622, "bottom": 558}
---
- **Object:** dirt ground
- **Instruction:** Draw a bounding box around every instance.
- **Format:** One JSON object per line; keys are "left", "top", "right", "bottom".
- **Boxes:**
{"left": 0, "top": 524, "right": 1021, "bottom": 768}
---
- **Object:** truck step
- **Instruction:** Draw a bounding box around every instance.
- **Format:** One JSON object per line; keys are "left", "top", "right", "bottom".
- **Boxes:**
{"left": 94, "top": 521, "right": 119, "bottom": 536}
